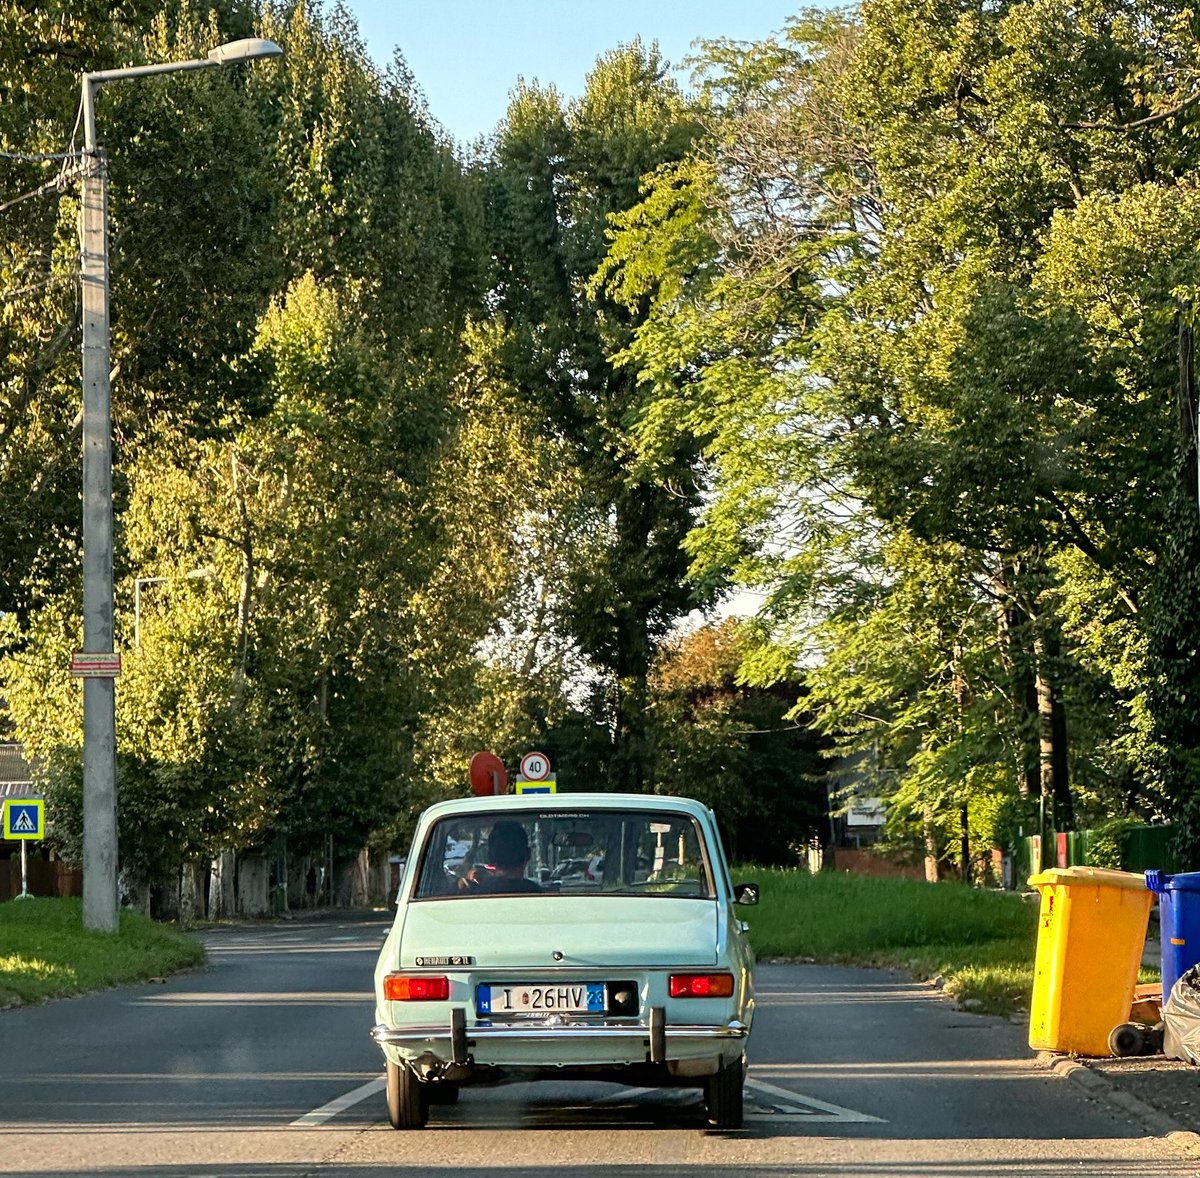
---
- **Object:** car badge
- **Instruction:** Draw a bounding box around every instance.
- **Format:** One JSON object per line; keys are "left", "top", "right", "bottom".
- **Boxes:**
{"left": 414, "top": 955, "right": 476, "bottom": 966}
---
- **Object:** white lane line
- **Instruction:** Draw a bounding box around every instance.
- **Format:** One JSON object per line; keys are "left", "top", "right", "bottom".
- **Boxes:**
{"left": 746, "top": 1077, "right": 885, "bottom": 1123}
{"left": 290, "top": 1076, "right": 384, "bottom": 1127}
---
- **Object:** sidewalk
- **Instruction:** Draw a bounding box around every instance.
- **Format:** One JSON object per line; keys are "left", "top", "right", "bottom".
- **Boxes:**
{"left": 1068, "top": 1051, "right": 1200, "bottom": 1143}
{"left": 1045, "top": 933, "right": 1200, "bottom": 1147}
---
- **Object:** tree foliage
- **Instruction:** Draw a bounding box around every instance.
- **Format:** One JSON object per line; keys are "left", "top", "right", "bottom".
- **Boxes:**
{"left": 0, "top": 0, "right": 497, "bottom": 892}
{"left": 601, "top": 0, "right": 1200, "bottom": 869}
{"left": 648, "top": 619, "right": 827, "bottom": 864}
{"left": 18, "top": 0, "right": 1200, "bottom": 895}
{"left": 478, "top": 42, "right": 714, "bottom": 793}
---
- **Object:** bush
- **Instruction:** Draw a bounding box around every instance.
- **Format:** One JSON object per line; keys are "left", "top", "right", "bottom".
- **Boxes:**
{"left": 737, "top": 865, "right": 1043, "bottom": 1014}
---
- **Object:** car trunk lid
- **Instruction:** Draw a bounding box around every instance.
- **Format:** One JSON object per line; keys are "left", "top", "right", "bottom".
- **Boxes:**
{"left": 398, "top": 895, "right": 718, "bottom": 968}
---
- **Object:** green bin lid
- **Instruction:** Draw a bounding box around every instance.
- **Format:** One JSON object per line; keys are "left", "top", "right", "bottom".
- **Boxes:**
{"left": 1028, "top": 866, "right": 1149, "bottom": 891}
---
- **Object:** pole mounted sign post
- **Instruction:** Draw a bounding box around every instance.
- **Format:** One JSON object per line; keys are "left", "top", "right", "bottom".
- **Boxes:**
{"left": 516, "top": 751, "right": 556, "bottom": 795}
{"left": 519, "top": 752, "right": 550, "bottom": 781}
{"left": 3, "top": 799, "right": 45, "bottom": 901}
{"left": 70, "top": 652, "right": 122, "bottom": 678}
{"left": 469, "top": 751, "right": 508, "bottom": 797}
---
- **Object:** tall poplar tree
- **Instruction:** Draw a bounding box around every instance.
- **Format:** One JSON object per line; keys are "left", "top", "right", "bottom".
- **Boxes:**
{"left": 481, "top": 43, "right": 709, "bottom": 791}
{"left": 1, "top": 0, "right": 492, "bottom": 897}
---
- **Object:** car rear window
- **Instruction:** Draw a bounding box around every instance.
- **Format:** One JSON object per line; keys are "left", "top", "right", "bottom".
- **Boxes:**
{"left": 413, "top": 809, "right": 714, "bottom": 900}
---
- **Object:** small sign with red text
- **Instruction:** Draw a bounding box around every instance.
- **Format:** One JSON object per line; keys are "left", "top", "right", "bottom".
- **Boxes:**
{"left": 70, "top": 652, "right": 122, "bottom": 678}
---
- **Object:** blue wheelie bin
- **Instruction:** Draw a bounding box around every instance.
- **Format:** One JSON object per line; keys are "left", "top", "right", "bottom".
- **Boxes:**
{"left": 1145, "top": 870, "right": 1200, "bottom": 1001}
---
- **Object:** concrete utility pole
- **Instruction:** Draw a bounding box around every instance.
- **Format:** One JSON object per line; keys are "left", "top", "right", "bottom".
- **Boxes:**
{"left": 77, "top": 38, "right": 282, "bottom": 933}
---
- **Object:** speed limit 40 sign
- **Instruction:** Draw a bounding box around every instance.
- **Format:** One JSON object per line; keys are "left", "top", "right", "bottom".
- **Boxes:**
{"left": 519, "top": 751, "right": 551, "bottom": 781}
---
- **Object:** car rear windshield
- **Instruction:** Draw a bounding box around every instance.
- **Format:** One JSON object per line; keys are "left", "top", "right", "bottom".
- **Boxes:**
{"left": 413, "top": 809, "right": 715, "bottom": 900}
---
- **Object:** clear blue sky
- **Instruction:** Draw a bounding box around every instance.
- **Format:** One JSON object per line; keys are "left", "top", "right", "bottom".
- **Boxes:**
{"left": 340, "top": 0, "right": 801, "bottom": 144}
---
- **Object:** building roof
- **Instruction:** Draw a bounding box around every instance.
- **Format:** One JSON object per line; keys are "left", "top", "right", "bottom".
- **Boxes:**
{"left": 0, "top": 743, "right": 39, "bottom": 798}
{"left": 0, "top": 783, "right": 41, "bottom": 800}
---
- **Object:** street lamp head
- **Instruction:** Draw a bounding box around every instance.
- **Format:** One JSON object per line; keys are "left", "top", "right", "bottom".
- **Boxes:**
{"left": 207, "top": 38, "right": 284, "bottom": 66}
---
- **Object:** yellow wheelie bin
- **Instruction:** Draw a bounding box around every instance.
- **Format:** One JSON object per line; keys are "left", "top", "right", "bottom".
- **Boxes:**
{"left": 1028, "top": 866, "right": 1153, "bottom": 1056}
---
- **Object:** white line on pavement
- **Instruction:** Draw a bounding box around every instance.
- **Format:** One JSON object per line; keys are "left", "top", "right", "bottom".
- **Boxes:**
{"left": 746, "top": 1077, "right": 886, "bottom": 1122}
{"left": 290, "top": 1076, "right": 384, "bottom": 1127}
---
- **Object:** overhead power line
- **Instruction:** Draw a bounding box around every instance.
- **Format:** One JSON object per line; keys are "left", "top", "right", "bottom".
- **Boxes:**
{"left": 0, "top": 149, "right": 83, "bottom": 163}
{"left": 0, "top": 174, "right": 76, "bottom": 216}
{"left": 0, "top": 136, "right": 86, "bottom": 212}
{"left": 0, "top": 273, "right": 72, "bottom": 301}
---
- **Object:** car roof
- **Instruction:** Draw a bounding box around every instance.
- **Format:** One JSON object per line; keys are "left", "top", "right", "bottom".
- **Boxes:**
{"left": 416, "top": 792, "right": 715, "bottom": 825}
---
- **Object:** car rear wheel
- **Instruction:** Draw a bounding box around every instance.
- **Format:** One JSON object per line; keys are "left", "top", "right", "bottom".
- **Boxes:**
{"left": 703, "top": 1054, "right": 745, "bottom": 1129}
{"left": 386, "top": 1059, "right": 429, "bottom": 1129}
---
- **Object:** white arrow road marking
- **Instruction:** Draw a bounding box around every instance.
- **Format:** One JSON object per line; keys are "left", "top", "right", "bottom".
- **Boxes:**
{"left": 289, "top": 1073, "right": 886, "bottom": 1127}
{"left": 290, "top": 1076, "right": 384, "bottom": 1126}
{"left": 596, "top": 1078, "right": 884, "bottom": 1123}
{"left": 746, "top": 1077, "right": 885, "bottom": 1122}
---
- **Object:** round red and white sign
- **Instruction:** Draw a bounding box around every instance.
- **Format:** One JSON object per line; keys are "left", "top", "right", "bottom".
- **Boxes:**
{"left": 519, "top": 751, "right": 551, "bottom": 781}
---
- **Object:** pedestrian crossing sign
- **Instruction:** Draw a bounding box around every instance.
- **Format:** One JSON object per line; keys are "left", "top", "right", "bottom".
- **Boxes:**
{"left": 3, "top": 799, "right": 44, "bottom": 840}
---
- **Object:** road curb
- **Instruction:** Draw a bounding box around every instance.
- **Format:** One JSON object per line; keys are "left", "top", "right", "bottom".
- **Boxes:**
{"left": 1038, "top": 1051, "right": 1200, "bottom": 1157}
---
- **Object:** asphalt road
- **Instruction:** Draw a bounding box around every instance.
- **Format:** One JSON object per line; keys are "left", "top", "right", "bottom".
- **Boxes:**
{"left": 0, "top": 913, "right": 1194, "bottom": 1178}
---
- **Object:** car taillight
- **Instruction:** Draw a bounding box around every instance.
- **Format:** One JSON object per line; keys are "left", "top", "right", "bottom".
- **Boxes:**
{"left": 669, "top": 972, "right": 735, "bottom": 998}
{"left": 383, "top": 973, "right": 450, "bottom": 1001}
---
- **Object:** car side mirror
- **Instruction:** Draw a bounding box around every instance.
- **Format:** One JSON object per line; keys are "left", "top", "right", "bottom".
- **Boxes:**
{"left": 733, "top": 882, "right": 760, "bottom": 906}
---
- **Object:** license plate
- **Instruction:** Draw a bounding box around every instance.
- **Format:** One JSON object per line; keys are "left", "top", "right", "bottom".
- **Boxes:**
{"left": 477, "top": 982, "right": 607, "bottom": 1015}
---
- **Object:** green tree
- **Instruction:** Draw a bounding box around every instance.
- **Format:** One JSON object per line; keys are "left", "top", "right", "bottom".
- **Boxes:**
{"left": 648, "top": 619, "right": 827, "bottom": 864}
{"left": 1, "top": 0, "right": 491, "bottom": 894}
{"left": 599, "top": 3, "right": 1200, "bottom": 871}
{"left": 481, "top": 42, "right": 708, "bottom": 793}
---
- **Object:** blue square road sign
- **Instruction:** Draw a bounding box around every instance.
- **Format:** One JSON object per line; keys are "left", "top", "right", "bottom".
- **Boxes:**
{"left": 3, "top": 799, "right": 44, "bottom": 840}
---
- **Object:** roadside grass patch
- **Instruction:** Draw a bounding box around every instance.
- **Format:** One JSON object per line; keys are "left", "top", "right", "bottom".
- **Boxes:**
{"left": 736, "top": 867, "right": 1042, "bottom": 1015}
{"left": 0, "top": 897, "right": 204, "bottom": 1007}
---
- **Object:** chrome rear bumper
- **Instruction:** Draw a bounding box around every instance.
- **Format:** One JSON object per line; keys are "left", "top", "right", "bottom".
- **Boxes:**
{"left": 371, "top": 1012, "right": 748, "bottom": 1066}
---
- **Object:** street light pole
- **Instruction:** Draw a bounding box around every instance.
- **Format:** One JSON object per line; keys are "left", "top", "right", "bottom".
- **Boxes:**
{"left": 77, "top": 38, "right": 282, "bottom": 933}
{"left": 79, "top": 77, "right": 118, "bottom": 933}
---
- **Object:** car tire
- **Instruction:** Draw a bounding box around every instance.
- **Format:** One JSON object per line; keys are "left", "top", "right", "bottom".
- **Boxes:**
{"left": 703, "top": 1054, "right": 745, "bottom": 1130}
{"left": 428, "top": 1082, "right": 460, "bottom": 1104}
{"left": 386, "top": 1059, "right": 429, "bottom": 1129}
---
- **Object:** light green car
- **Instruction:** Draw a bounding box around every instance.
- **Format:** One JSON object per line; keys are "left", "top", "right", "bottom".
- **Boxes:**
{"left": 371, "top": 791, "right": 758, "bottom": 1129}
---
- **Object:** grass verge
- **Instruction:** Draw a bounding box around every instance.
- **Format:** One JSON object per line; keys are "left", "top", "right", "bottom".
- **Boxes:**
{"left": 736, "top": 866, "right": 1134, "bottom": 1017}
{"left": 0, "top": 897, "right": 205, "bottom": 1007}
{"left": 1, "top": 875, "right": 1155, "bottom": 1019}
